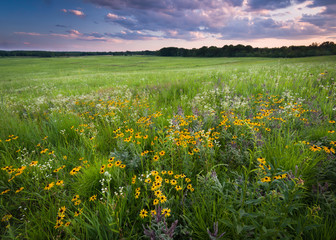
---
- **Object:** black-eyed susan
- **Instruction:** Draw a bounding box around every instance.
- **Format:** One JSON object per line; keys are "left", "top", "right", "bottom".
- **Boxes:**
{"left": 159, "top": 150, "right": 165, "bottom": 156}
{"left": 160, "top": 195, "right": 167, "bottom": 203}
{"left": 161, "top": 208, "right": 171, "bottom": 217}
{"left": 145, "top": 178, "right": 151, "bottom": 184}
{"left": 154, "top": 190, "right": 162, "bottom": 197}
{"left": 15, "top": 187, "right": 24, "bottom": 193}
{"left": 74, "top": 208, "right": 83, "bottom": 217}
{"left": 261, "top": 176, "right": 271, "bottom": 182}
{"left": 29, "top": 161, "right": 38, "bottom": 166}
{"left": 71, "top": 195, "right": 79, "bottom": 202}
{"left": 44, "top": 182, "right": 55, "bottom": 190}
{"left": 153, "top": 155, "right": 160, "bottom": 162}
{"left": 150, "top": 210, "right": 156, "bottom": 216}
{"left": 153, "top": 199, "right": 159, "bottom": 205}
{"left": 56, "top": 180, "right": 64, "bottom": 186}
{"left": 139, "top": 209, "right": 148, "bottom": 218}
{"left": 170, "top": 179, "right": 177, "bottom": 185}
{"left": 115, "top": 160, "right": 121, "bottom": 166}
{"left": 120, "top": 164, "right": 126, "bottom": 169}
{"left": 89, "top": 195, "right": 97, "bottom": 201}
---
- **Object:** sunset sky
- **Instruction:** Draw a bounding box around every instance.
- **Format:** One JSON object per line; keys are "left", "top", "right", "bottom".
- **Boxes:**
{"left": 1, "top": 0, "right": 335, "bottom": 51}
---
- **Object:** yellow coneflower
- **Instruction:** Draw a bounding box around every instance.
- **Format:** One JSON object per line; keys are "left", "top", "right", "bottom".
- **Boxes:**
{"left": 15, "top": 187, "right": 24, "bottom": 193}
{"left": 145, "top": 178, "right": 151, "bottom": 184}
{"left": 29, "top": 161, "right": 38, "bottom": 166}
{"left": 159, "top": 150, "right": 165, "bottom": 156}
{"left": 161, "top": 208, "right": 171, "bottom": 217}
{"left": 170, "top": 179, "right": 177, "bottom": 185}
{"left": 139, "top": 209, "right": 148, "bottom": 218}
{"left": 44, "top": 182, "right": 55, "bottom": 190}
{"left": 160, "top": 195, "right": 167, "bottom": 203}
{"left": 153, "top": 199, "right": 159, "bottom": 205}
{"left": 89, "top": 195, "right": 97, "bottom": 201}
{"left": 56, "top": 180, "right": 64, "bottom": 186}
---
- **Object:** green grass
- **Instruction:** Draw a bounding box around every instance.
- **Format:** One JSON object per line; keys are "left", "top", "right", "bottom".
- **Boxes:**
{"left": 0, "top": 55, "right": 336, "bottom": 239}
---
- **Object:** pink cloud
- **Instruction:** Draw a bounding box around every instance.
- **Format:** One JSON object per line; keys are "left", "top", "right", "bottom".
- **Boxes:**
{"left": 69, "top": 9, "right": 85, "bottom": 16}
{"left": 61, "top": 9, "right": 85, "bottom": 17}
{"left": 106, "top": 13, "right": 127, "bottom": 20}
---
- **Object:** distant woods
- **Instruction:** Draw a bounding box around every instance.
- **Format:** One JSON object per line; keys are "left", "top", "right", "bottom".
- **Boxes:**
{"left": 1, "top": 41, "right": 336, "bottom": 58}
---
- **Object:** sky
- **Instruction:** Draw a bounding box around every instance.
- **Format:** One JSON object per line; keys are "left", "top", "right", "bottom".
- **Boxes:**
{"left": 0, "top": 0, "right": 335, "bottom": 51}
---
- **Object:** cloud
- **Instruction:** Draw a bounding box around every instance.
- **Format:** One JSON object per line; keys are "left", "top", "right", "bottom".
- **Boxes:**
{"left": 106, "top": 13, "right": 127, "bottom": 20}
{"left": 55, "top": 24, "right": 68, "bottom": 28}
{"left": 14, "top": 32, "right": 42, "bottom": 36}
{"left": 61, "top": 9, "right": 85, "bottom": 17}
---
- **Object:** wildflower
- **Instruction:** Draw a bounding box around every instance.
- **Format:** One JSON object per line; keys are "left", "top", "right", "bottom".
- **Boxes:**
{"left": 329, "top": 120, "right": 335, "bottom": 123}
{"left": 15, "top": 187, "right": 24, "bottom": 193}
{"left": 139, "top": 209, "right": 148, "bottom": 218}
{"left": 159, "top": 151, "right": 165, "bottom": 156}
{"left": 56, "top": 180, "right": 64, "bottom": 186}
{"left": 160, "top": 195, "right": 167, "bottom": 203}
{"left": 44, "top": 182, "right": 55, "bottom": 190}
{"left": 168, "top": 170, "right": 173, "bottom": 175}
{"left": 170, "top": 179, "right": 177, "bottom": 185}
{"left": 175, "top": 185, "right": 182, "bottom": 191}
{"left": 59, "top": 206, "right": 66, "bottom": 214}
{"left": 74, "top": 208, "right": 83, "bottom": 217}
{"left": 89, "top": 195, "right": 97, "bottom": 201}
{"left": 151, "top": 170, "right": 159, "bottom": 176}
{"left": 1, "top": 189, "right": 10, "bottom": 195}
{"left": 108, "top": 157, "right": 115, "bottom": 162}
{"left": 187, "top": 184, "right": 193, "bottom": 190}
{"left": 150, "top": 210, "right": 156, "bottom": 216}
{"left": 54, "top": 221, "right": 63, "bottom": 229}
{"left": 310, "top": 145, "right": 321, "bottom": 152}
{"left": 161, "top": 208, "right": 171, "bottom": 217}
{"left": 120, "top": 164, "right": 126, "bottom": 169}
{"left": 115, "top": 161, "right": 121, "bottom": 166}
{"left": 64, "top": 221, "right": 71, "bottom": 227}
{"left": 153, "top": 155, "right": 159, "bottom": 161}
{"left": 145, "top": 178, "right": 152, "bottom": 184}
{"left": 153, "top": 199, "right": 159, "bottom": 205}
{"left": 29, "top": 161, "right": 38, "bottom": 166}
{"left": 155, "top": 175, "right": 162, "bottom": 182}
{"left": 261, "top": 177, "right": 271, "bottom": 182}
{"left": 328, "top": 130, "right": 335, "bottom": 134}
{"left": 161, "top": 170, "right": 167, "bottom": 175}
{"left": 2, "top": 214, "right": 13, "bottom": 222}
{"left": 71, "top": 195, "right": 79, "bottom": 202}
{"left": 185, "top": 178, "right": 191, "bottom": 183}
{"left": 154, "top": 190, "right": 162, "bottom": 197}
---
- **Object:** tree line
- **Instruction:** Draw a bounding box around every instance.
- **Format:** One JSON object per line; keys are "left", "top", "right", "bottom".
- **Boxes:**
{"left": 1, "top": 41, "right": 335, "bottom": 58}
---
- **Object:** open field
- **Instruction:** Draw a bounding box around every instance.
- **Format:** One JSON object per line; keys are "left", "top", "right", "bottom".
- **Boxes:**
{"left": 1, "top": 55, "right": 336, "bottom": 239}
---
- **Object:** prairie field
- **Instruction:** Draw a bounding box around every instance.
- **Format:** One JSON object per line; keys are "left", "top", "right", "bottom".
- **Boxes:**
{"left": 1, "top": 55, "right": 336, "bottom": 239}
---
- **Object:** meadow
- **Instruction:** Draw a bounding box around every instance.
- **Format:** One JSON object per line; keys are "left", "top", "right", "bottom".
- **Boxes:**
{"left": 0, "top": 55, "right": 336, "bottom": 239}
